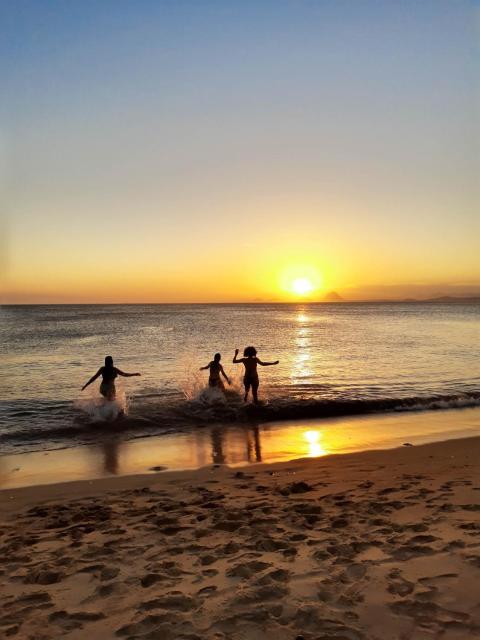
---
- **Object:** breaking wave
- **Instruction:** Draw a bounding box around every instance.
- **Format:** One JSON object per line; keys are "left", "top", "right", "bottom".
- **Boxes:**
{"left": 1, "top": 390, "right": 480, "bottom": 455}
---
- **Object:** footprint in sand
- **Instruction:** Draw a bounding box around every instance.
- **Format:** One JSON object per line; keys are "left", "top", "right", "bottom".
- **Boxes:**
{"left": 141, "top": 573, "right": 168, "bottom": 588}
{"left": 226, "top": 560, "right": 271, "bottom": 579}
{"left": 48, "top": 610, "right": 105, "bottom": 631}
{"left": 24, "top": 568, "right": 64, "bottom": 585}
{"left": 464, "top": 555, "right": 480, "bottom": 568}
{"left": 115, "top": 612, "right": 181, "bottom": 637}
{"left": 294, "top": 605, "right": 364, "bottom": 638}
{"left": 387, "top": 568, "right": 415, "bottom": 597}
{"left": 101, "top": 566, "right": 120, "bottom": 580}
{"left": 5, "top": 591, "right": 52, "bottom": 607}
{"left": 233, "top": 583, "right": 289, "bottom": 605}
{"left": 197, "top": 585, "right": 218, "bottom": 597}
{"left": 390, "top": 599, "right": 473, "bottom": 634}
{"left": 345, "top": 563, "right": 368, "bottom": 581}
{"left": 93, "top": 582, "right": 124, "bottom": 598}
{"left": 254, "top": 569, "right": 290, "bottom": 585}
{"left": 139, "top": 591, "right": 196, "bottom": 612}
{"left": 391, "top": 543, "right": 436, "bottom": 561}
{"left": 418, "top": 573, "right": 458, "bottom": 587}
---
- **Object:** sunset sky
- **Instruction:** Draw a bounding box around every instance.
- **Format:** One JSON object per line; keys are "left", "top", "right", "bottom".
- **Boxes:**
{"left": 1, "top": 0, "right": 479, "bottom": 303}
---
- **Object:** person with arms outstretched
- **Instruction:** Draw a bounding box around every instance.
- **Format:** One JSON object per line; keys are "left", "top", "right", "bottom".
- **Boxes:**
{"left": 200, "top": 353, "right": 231, "bottom": 392}
{"left": 233, "top": 346, "right": 279, "bottom": 404}
{"left": 81, "top": 356, "right": 141, "bottom": 400}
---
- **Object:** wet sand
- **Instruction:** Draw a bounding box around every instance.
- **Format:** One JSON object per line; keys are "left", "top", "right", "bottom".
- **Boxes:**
{"left": 1, "top": 435, "right": 480, "bottom": 639}
{"left": 2, "top": 406, "right": 480, "bottom": 490}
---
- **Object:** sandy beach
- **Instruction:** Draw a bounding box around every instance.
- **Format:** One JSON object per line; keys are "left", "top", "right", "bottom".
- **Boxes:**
{"left": 1, "top": 435, "right": 480, "bottom": 639}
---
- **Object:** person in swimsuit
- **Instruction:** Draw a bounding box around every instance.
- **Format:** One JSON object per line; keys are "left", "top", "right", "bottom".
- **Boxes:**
{"left": 81, "top": 356, "right": 141, "bottom": 400}
{"left": 200, "top": 353, "right": 231, "bottom": 392}
{"left": 233, "top": 346, "right": 279, "bottom": 404}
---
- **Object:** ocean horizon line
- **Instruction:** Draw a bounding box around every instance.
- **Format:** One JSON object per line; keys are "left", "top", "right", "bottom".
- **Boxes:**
{"left": 2, "top": 296, "right": 480, "bottom": 307}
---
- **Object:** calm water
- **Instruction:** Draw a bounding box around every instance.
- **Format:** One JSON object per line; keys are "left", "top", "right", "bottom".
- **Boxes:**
{"left": 1, "top": 303, "right": 479, "bottom": 454}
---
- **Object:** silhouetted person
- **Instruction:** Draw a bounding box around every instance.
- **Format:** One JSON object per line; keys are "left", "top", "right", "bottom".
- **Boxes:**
{"left": 233, "top": 346, "right": 279, "bottom": 403}
{"left": 200, "top": 353, "right": 231, "bottom": 392}
{"left": 81, "top": 355, "right": 140, "bottom": 400}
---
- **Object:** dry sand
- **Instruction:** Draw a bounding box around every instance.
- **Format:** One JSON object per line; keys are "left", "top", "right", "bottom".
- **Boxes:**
{"left": 1, "top": 436, "right": 480, "bottom": 640}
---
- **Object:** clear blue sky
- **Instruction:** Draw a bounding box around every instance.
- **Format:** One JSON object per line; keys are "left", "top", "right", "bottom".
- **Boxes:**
{"left": 1, "top": 1, "right": 478, "bottom": 302}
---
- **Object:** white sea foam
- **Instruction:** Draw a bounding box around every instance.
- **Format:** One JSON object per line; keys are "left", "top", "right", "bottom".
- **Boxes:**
{"left": 74, "top": 386, "right": 128, "bottom": 422}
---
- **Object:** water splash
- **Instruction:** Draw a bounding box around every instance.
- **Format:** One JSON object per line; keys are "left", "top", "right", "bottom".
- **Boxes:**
{"left": 74, "top": 386, "right": 128, "bottom": 423}
{"left": 179, "top": 356, "right": 244, "bottom": 404}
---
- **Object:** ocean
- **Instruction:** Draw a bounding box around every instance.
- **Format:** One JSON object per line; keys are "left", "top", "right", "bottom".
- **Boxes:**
{"left": 1, "top": 303, "right": 479, "bottom": 456}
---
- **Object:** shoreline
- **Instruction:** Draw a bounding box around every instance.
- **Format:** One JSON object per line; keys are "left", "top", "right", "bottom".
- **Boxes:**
{"left": 0, "top": 433, "right": 479, "bottom": 513}
{"left": 1, "top": 406, "right": 480, "bottom": 490}
{"left": 1, "top": 434, "right": 480, "bottom": 638}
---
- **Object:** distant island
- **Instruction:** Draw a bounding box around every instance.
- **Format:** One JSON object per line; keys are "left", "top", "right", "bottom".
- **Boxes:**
{"left": 319, "top": 295, "right": 480, "bottom": 304}
{"left": 402, "top": 296, "right": 480, "bottom": 304}
{"left": 322, "top": 291, "right": 344, "bottom": 302}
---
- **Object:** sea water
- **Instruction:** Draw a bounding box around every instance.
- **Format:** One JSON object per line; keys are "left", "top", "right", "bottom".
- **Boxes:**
{"left": 1, "top": 303, "right": 479, "bottom": 454}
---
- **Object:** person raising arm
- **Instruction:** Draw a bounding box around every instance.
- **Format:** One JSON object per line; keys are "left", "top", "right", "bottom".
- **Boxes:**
{"left": 81, "top": 355, "right": 140, "bottom": 400}
{"left": 233, "top": 346, "right": 278, "bottom": 403}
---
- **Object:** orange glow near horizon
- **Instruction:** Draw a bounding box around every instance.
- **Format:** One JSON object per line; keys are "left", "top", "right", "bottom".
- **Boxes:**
{"left": 2, "top": 215, "right": 479, "bottom": 304}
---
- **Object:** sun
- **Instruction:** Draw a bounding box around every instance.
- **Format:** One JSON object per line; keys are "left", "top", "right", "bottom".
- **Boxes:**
{"left": 292, "top": 278, "right": 313, "bottom": 296}
{"left": 277, "top": 263, "right": 324, "bottom": 299}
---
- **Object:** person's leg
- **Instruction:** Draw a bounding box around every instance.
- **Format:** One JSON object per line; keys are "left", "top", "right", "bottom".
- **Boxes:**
{"left": 243, "top": 379, "right": 250, "bottom": 402}
{"left": 252, "top": 379, "right": 259, "bottom": 404}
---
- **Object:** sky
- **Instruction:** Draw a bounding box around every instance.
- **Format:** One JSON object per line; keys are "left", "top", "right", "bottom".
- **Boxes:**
{"left": 1, "top": 0, "right": 479, "bottom": 303}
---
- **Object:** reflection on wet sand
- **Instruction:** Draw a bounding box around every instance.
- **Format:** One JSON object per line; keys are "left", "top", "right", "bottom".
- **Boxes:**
{"left": 100, "top": 438, "right": 122, "bottom": 475}
{"left": 246, "top": 425, "right": 262, "bottom": 462}
{"left": 304, "top": 430, "right": 327, "bottom": 457}
{"left": 211, "top": 427, "right": 226, "bottom": 465}
{"left": 2, "top": 407, "right": 480, "bottom": 489}
{"left": 207, "top": 425, "right": 263, "bottom": 467}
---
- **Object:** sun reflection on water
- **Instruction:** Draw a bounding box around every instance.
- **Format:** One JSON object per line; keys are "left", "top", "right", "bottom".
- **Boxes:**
{"left": 292, "top": 308, "right": 312, "bottom": 382}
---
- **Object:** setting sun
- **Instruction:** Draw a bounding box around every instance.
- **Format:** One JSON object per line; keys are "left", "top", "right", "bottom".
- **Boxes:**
{"left": 277, "top": 263, "right": 324, "bottom": 299}
{"left": 292, "top": 278, "right": 313, "bottom": 296}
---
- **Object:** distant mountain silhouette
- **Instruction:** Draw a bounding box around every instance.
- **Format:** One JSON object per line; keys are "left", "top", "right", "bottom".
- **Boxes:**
{"left": 319, "top": 294, "right": 480, "bottom": 304}
{"left": 359, "top": 295, "right": 480, "bottom": 304}
{"left": 323, "top": 291, "right": 344, "bottom": 302}
{"left": 408, "top": 295, "right": 480, "bottom": 304}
